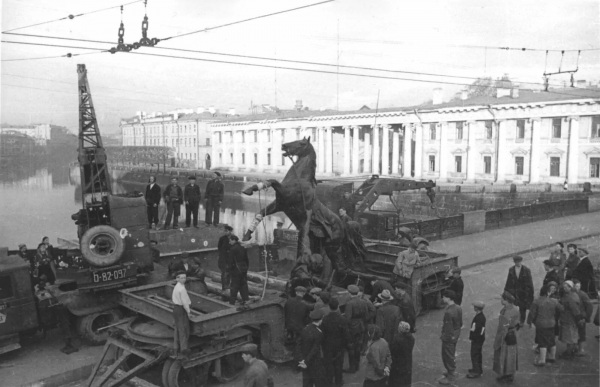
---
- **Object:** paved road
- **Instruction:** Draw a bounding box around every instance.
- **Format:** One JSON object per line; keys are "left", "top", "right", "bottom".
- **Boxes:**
{"left": 429, "top": 211, "right": 600, "bottom": 269}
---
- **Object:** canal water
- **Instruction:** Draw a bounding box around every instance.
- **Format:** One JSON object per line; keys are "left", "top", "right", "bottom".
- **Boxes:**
{"left": 0, "top": 157, "right": 293, "bottom": 250}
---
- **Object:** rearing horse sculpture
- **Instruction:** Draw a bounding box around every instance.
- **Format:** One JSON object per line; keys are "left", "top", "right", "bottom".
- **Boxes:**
{"left": 242, "top": 137, "right": 364, "bottom": 272}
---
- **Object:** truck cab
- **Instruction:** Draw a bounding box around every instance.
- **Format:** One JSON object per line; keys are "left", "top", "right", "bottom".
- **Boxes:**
{"left": 0, "top": 247, "right": 38, "bottom": 354}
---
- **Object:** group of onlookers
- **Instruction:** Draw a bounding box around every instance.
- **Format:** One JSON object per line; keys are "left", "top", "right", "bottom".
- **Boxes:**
{"left": 18, "top": 236, "right": 57, "bottom": 287}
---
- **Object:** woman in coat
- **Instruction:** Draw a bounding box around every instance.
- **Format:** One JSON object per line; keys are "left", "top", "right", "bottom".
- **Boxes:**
{"left": 493, "top": 292, "right": 520, "bottom": 383}
{"left": 572, "top": 249, "right": 597, "bottom": 299}
{"left": 363, "top": 324, "right": 391, "bottom": 387}
{"left": 388, "top": 321, "right": 414, "bottom": 387}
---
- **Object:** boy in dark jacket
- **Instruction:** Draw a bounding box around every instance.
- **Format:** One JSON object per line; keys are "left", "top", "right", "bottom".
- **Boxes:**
{"left": 447, "top": 267, "right": 465, "bottom": 305}
{"left": 467, "top": 301, "right": 486, "bottom": 378}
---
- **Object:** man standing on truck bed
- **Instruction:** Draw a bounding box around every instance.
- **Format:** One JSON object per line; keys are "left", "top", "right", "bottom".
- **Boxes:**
{"left": 163, "top": 177, "right": 183, "bottom": 230}
{"left": 172, "top": 271, "right": 191, "bottom": 358}
{"left": 218, "top": 225, "right": 234, "bottom": 290}
{"left": 184, "top": 175, "right": 202, "bottom": 228}
{"left": 145, "top": 175, "right": 161, "bottom": 229}
{"left": 393, "top": 244, "right": 421, "bottom": 287}
{"left": 228, "top": 235, "right": 250, "bottom": 305}
{"left": 205, "top": 172, "right": 224, "bottom": 226}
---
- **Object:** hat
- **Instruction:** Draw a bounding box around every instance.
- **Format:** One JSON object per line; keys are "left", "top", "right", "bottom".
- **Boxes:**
{"left": 502, "top": 291, "right": 516, "bottom": 303}
{"left": 347, "top": 284, "right": 359, "bottom": 294}
{"left": 188, "top": 175, "right": 196, "bottom": 180}
{"left": 311, "top": 254, "right": 323, "bottom": 265}
{"left": 213, "top": 171, "right": 222, "bottom": 177}
{"left": 409, "top": 243, "right": 418, "bottom": 249}
{"left": 472, "top": 301, "right": 485, "bottom": 310}
{"left": 239, "top": 343, "right": 258, "bottom": 357}
{"left": 18, "top": 243, "right": 26, "bottom": 249}
{"left": 329, "top": 298, "right": 340, "bottom": 310}
{"left": 309, "top": 287, "right": 322, "bottom": 295}
{"left": 295, "top": 286, "right": 307, "bottom": 293}
{"left": 174, "top": 270, "right": 186, "bottom": 278}
{"left": 224, "top": 225, "right": 233, "bottom": 231}
{"left": 443, "top": 290, "right": 456, "bottom": 301}
{"left": 451, "top": 267, "right": 462, "bottom": 274}
{"left": 542, "top": 259, "right": 555, "bottom": 267}
{"left": 547, "top": 281, "right": 558, "bottom": 288}
{"left": 393, "top": 281, "right": 406, "bottom": 290}
{"left": 379, "top": 289, "right": 393, "bottom": 301}
{"left": 181, "top": 252, "right": 189, "bottom": 258}
{"left": 513, "top": 256, "right": 523, "bottom": 262}
{"left": 309, "top": 308, "right": 324, "bottom": 320}
{"left": 564, "top": 280, "right": 574, "bottom": 288}
{"left": 397, "top": 321, "right": 411, "bottom": 333}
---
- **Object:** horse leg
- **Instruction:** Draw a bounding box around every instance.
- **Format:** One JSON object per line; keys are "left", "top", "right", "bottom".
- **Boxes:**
{"left": 296, "top": 210, "right": 312, "bottom": 258}
{"left": 241, "top": 180, "right": 273, "bottom": 196}
{"left": 260, "top": 200, "right": 279, "bottom": 217}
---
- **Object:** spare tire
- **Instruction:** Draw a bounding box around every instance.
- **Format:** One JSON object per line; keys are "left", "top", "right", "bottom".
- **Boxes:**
{"left": 80, "top": 225, "right": 124, "bottom": 267}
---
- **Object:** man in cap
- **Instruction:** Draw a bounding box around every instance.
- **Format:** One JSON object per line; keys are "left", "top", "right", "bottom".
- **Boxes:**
{"left": 171, "top": 271, "right": 191, "bottom": 358}
{"left": 217, "top": 225, "right": 234, "bottom": 290}
{"left": 344, "top": 284, "right": 368, "bottom": 373}
{"left": 227, "top": 234, "right": 250, "bottom": 305}
{"left": 542, "top": 259, "right": 560, "bottom": 288}
{"left": 163, "top": 177, "right": 183, "bottom": 229}
{"left": 321, "top": 298, "right": 351, "bottom": 387}
{"left": 310, "top": 287, "right": 323, "bottom": 306}
{"left": 439, "top": 290, "right": 462, "bottom": 385}
{"left": 393, "top": 244, "right": 421, "bottom": 286}
{"left": 297, "top": 308, "right": 327, "bottom": 387}
{"left": 391, "top": 281, "right": 416, "bottom": 334}
{"left": 149, "top": 240, "right": 161, "bottom": 263}
{"left": 285, "top": 286, "right": 311, "bottom": 345}
{"left": 240, "top": 343, "right": 270, "bottom": 387}
{"left": 205, "top": 171, "right": 224, "bottom": 226}
{"left": 466, "top": 301, "right": 486, "bottom": 378}
{"left": 169, "top": 252, "right": 202, "bottom": 279}
{"left": 338, "top": 207, "right": 352, "bottom": 224}
{"left": 559, "top": 280, "right": 584, "bottom": 359}
{"left": 368, "top": 276, "right": 395, "bottom": 305}
{"left": 504, "top": 255, "right": 534, "bottom": 325}
{"left": 145, "top": 175, "right": 161, "bottom": 229}
{"left": 184, "top": 175, "right": 202, "bottom": 228}
{"left": 446, "top": 267, "right": 464, "bottom": 306}
{"left": 18, "top": 243, "right": 35, "bottom": 276}
{"left": 375, "top": 289, "right": 403, "bottom": 344}
{"left": 317, "top": 291, "right": 332, "bottom": 316}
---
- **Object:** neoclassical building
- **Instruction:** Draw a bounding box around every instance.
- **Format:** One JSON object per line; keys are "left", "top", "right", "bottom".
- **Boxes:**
{"left": 209, "top": 87, "right": 600, "bottom": 184}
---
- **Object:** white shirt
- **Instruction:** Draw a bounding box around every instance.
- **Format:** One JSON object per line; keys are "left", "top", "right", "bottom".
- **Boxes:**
{"left": 172, "top": 282, "right": 191, "bottom": 313}
{"left": 515, "top": 265, "right": 521, "bottom": 278}
{"left": 149, "top": 183, "right": 155, "bottom": 189}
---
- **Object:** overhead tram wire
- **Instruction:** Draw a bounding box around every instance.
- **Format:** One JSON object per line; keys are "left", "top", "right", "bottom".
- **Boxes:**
{"left": 160, "top": 0, "right": 335, "bottom": 41}
{"left": 2, "top": 0, "right": 144, "bottom": 33}
{"left": 3, "top": 40, "right": 599, "bottom": 100}
{"left": 1, "top": 33, "right": 567, "bottom": 88}
{"left": 1, "top": 50, "right": 103, "bottom": 62}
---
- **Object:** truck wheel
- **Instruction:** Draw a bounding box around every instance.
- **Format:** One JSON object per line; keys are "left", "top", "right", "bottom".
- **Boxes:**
{"left": 80, "top": 225, "right": 125, "bottom": 267}
{"left": 214, "top": 353, "right": 245, "bottom": 383}
{"left": 77, "top": 309, "right": 123, "bottom": 345}
{"left": 167, "top": 360, "right": 209, "bottom": 387}
{"left": 161, "top": 359, "right": 173, "bottom": 387}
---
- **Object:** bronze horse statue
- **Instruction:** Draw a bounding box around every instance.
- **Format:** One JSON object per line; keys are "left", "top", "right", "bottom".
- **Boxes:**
{"left": 242, "top": 137, "right": 365, "bottom": 273}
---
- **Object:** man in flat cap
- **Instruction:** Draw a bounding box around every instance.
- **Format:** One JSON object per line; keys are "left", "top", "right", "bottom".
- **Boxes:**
{"left": 205, "top": 171, "right": 224, "bottom": 226}
{"left": 504, "top": 256, "right": 534, "bottom": 325}
{"left": 542, "top": 259, "right": 560, "bottom": 288}
{"left": 446, "top": 267, "right": 464, "bottom": 306}
{"left": 284, "top": 286, "right": 311, "bottom": 346}
{"left": 240, "top": 343, "right": 270, "bottom": 387}
{"left": 171, "top": 271, "right": 191, "bottom": 358}
{"left": 297, "top": 308, "right": 327, "bottom": 387}
{"left": 163, "top": 176, "right": 183, "bottom": 230}
{"left": 391, "top": 281, "right": 416, "bottom": 334}
{"left": 184, "top": 175, "right": 202, "bottom": 228}
{"left": 467, "top": 301, "right": 486, "bottom": 378}
{"left": 344, "top": 284, "right": 368, "bottom": 374}
{"left": 321, "top": 298, "right": 351, "bottom": 387}
{"left": 439, "top": 290, "right": 462, "bottom": 385}
{"left": 228, "top": 234, "right": 250, "bottom": 305}
{"left": 375, "top": 289, "right": 403, "bottom": 344}
{"left": 218, "top": 225, "right": 234, "bottom": 290}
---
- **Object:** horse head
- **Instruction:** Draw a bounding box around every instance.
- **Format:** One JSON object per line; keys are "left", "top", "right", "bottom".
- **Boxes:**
{"left": 282, "top": 136, "right": 314, "bottom": 159}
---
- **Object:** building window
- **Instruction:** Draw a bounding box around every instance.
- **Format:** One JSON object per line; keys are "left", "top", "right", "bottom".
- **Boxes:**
{"left": 254, "top": 153, "right": 258, "bottom": 165}
{"left": 429, "top": 155, "right": 435, "bottom": 172}
{"left": 254, "top": 131, "right": 258, "bottom": 143}
{"left": 456, "top": 122, "right": 464, "bottom": 140}
{"left": 591, "top": 158, "right": 600, "bottom": 178}
{"left": 219, "top": 133, "right": 222, "bottom": 143}
{"left": 219, "top": 153, "right": 222, "bottom": 162}
{"left": 206, "top": 138, "right": 211, "bottom": 146}
{"left": 242, "top": 153, "right": 246, "bottom": 164}
{"left": 592, "top": 117, "right": 600, "bottom": 138}
{"left": 230, "top": 153, "right": 233, "bottom": 164}
{"left": 430, "top": 123, "right": 436, "bottom": 140}
{"left": 267, "top": 131, "right": 271, "bottom": 142}
{"left": 484, "top": 156, "right": 491, "bottom": 174}
{"left": 193, "top": 139, "right": 196, "bottom": 146}
{"left": 242, "top": 132, "right": 246, "bottom": 143}
{"left": 485, "top": 121, "right": 493, "bottom": 139}
{"left": 552, "top": 118, "right": 562, "bottom": 138}
{"left": 550, "top": 157, "right": 560, "bottom": 176}
{"left": 516, "top": 120, "right": 525, "bottom": 139}
{"left": 268, "top": 153, "right": 271, "bottom": 165}
{"left": 455, "top": 155, "right": 462, "bottom": 173}
{"left": 515, "top": 156, "right": 524, "bottom": 175}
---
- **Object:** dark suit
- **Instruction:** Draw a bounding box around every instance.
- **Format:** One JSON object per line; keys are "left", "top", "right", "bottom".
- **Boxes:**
{"left": 321, "top": 310, "right": 351, "bottom": 387}
{"left": 145, "top": 182, "right": 161, "bottom": 227}
{"left": 468, "top": 311, "right": 486, "bottom": 375}
{"left": 504, "top": 265, "right": 534, "bottom": 324}
{"left": 184, "top": 183, "right": 201, "bottom": 227}
{"left": 375, "top": 302, "right": 403, "bottom": 344}
{"left": 205, "top": 179, "right": 224, "bottom": 225}
{"left": 391, "top": 292, "right": 416, "bottom": 333}
{"left": 228, "top": 242, "right": 249, "bottom": 305}
{"left": 163, "top": 184, "right": 183, "bottom": 228}
{"left": 344, "top": 296, "right": 368, "bottom": 372}
{"left": 543, "top": 269, "right": 560, "bottom": 288}
{"left": 448, "top": 277, "right": 464, "bottom": 305}
{"left": 285, "top": 296, "right": 311, "bottom": 338}
{"left": 217, "top": 234, "right": 231, "bottom": 290}
{"left": 296, "top": 323, "right": 327, "bottom": 387}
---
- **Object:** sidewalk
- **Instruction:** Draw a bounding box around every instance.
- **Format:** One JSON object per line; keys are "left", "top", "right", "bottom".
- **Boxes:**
{"left": 429, "top": 211, "right": 600, "bottom": 269}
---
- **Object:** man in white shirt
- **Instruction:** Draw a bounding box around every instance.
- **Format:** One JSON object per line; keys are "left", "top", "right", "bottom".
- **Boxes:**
{"left": 172, "top": 271, "right": 192, "bottom": 357}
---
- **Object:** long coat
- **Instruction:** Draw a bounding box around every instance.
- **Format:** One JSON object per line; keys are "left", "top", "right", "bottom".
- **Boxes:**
{"left": 145, "top": 183, "right": 162, "bottom": 206}
{"left": 572, "top": 257, "right": 597, "bottom": 298}
{"left": 320, "top": 310, "right": 351, "bottom": 353}
{"left": 493, "top": 304, "right": 520, "bottom": 376}
{"left": 375, "top": 303, "right": 403, "bottom": 344}
{"left": 217, "top": 234, "right": 230, "bottom": 271}
{"left": 504, "top": 265, "right": 534, "bottom": 309}
{"left": 389, "top": 332, "right": 414, "bottom": 387}
{"left": 284, "top": 296, "right": 311, "bottom": 334}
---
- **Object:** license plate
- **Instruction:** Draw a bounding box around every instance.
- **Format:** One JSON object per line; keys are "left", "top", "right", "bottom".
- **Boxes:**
{"left": 0, "top": 304, "right": 7, "bottom": 311}
{"left": 92, "top": 268, "right": 129, "bottom": 283}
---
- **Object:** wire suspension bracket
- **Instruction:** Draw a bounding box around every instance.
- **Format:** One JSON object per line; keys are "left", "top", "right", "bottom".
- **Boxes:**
{"left": 542, "top": 50, "right": 581, "bottom": 91}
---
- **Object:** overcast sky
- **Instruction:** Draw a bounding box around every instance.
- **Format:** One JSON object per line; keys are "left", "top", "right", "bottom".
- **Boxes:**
{"left": 2, "top": 0, "right": 599, "bottom": 134}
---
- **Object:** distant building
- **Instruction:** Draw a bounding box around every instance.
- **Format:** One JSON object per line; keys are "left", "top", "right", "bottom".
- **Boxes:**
{"left": 1, "top": 130, "right": 35, "bottom": 157}
{"left": 1, "top": 124, "right": 51, "bottom": 146}
{"left": 209, "top": 85, "right": 600, "bottom": 185}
